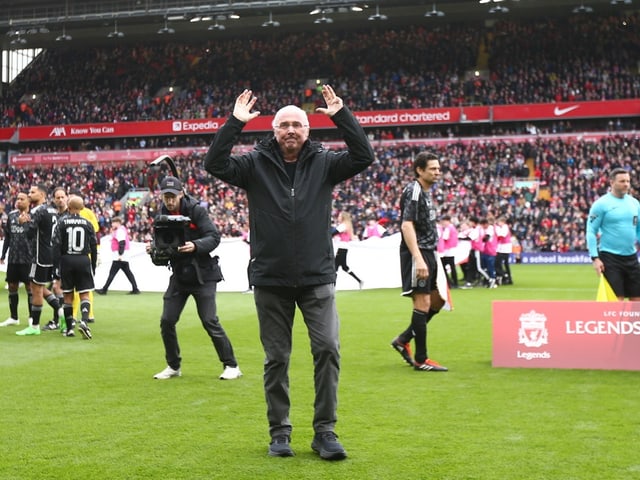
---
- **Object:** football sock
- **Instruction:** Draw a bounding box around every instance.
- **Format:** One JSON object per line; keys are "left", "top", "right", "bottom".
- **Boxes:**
{"left": 425, "top": 309, "right": 439, "bottom": 324}
{"left": 411, "top": 309, "right": 429, "bottom": 363}
{"left": 80, "top": 300, "right": 91, "bottom": 322}
{"left": 46, "top": 294, "right": 61, "bottom": 320}
{"left": 9, "top": 291, "right": 19, "bottom": 319}
{"left": 31, "top": 305, "right": 43, "bottom": 326}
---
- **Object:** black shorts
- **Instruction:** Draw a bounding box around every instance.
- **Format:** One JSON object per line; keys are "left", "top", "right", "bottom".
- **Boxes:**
{"left": 60, "top": 255, "right": 95, "bottom": 293}
{"left": 6, "top": 263, "right": 31, "bottom": 284}
{"left": 30, "top": 264, "right": 53, "bottom": 285}
{"left": 335, "top": 248, "right": 348, "bottom": 269}
{"left": 400, "top": 248, "right": 438, "bottom": 297}
{"left": 600, "top": 251, "right": 640, "bottom": 298}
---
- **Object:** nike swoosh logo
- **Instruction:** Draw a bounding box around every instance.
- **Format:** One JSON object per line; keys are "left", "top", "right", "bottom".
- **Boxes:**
{"left": 553, "top": 105, "right": 579, "bottom": 116}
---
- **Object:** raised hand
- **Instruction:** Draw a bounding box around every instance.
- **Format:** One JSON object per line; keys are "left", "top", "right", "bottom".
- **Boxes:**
{"left": 233, "top": 89, "right": 261, "bottom": 123}
{"left": 315, "top": 84, "right": 343, "bottom": 117}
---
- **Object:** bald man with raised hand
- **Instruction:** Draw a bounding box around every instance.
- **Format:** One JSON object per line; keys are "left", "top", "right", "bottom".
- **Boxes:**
{"left": 205, "top": 85, "right": 374, "bottom": 460}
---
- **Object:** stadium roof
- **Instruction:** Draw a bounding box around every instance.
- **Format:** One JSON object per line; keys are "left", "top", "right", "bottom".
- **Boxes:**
{"left": 1, "top": 0, "right": 635, "bottom": 50}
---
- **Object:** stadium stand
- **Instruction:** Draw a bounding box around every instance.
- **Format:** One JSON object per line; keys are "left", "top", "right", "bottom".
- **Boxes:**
{"left": 1, "top": 13, "right": 639, "bottom": 254}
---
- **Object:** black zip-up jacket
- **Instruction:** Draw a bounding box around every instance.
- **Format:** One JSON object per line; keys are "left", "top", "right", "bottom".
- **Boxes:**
{"left": 160, "top": 195, "right": 223, "bottom": 285}
{"left": 204, "top": 107, "right": 374, "bottom": 287}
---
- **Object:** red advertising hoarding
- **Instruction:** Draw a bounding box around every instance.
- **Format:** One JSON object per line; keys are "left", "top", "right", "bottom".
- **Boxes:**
{"left": 493, "top": 301, "right": 640, "bottom": 371}
{"left": 9, "top": 148, "right": 211, "bottom": 166}
{"left": 490, "top": 99, "right": 637, "bottom": 122}
{"left": 14, "top": 99, "right": 640, "bottom": 143}
{"left": 9, "top": 131, "right": 633, "bottom": 166}
{"left": 0, "top": 127, "right": 16, "bottom": 142}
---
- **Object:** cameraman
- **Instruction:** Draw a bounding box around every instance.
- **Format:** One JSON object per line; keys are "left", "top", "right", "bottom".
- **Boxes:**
{"left": 150, "top": 176, "right": 242, "bottom": 381}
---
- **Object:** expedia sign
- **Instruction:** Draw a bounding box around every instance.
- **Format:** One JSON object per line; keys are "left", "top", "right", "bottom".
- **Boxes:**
{"left": 171, "top": 120, "right": 220, "bottom": 132}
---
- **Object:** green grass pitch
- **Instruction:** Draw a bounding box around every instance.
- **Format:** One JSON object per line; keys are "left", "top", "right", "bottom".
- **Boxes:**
{"left": 1, "top": 264, "right": 639, "bottom": 479}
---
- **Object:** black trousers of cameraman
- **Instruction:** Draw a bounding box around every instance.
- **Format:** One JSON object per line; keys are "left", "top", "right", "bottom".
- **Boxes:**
{"left": 160, "top": 275, "right": 238, "bottom": 370}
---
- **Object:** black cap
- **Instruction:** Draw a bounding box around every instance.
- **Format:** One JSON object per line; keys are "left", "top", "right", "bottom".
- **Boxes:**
{"left": 160, "top": 176, "right": 182, "bottom": 195}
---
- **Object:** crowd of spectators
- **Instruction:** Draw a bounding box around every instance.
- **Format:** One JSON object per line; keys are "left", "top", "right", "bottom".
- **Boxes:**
{"left": 1, "top": 12, "right": 638, "bottom": 254}
{"left": 1, "top": 134, "right": 638, "bottom": 255}
{"left": 1, "top": 13, "right": 638, "bottom": 127}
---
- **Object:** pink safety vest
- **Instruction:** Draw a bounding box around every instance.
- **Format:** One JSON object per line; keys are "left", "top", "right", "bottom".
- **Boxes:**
{"left": 111, "top": 225, "right": 130, "bottom": 252}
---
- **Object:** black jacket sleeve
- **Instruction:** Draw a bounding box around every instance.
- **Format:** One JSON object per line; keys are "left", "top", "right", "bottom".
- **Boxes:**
{"left": 203, "top": 115, "right": 251, "bottom": 188}
{"left": 190, "top": 203, "right": 220, "bottom": 255}
{"left": 325, "top": 106, "right": 375, "bottom": 185}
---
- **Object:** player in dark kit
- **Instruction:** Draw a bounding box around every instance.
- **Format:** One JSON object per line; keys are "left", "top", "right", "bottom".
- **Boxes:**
{"left": 0, "top": 192, "right": 33, "bottom": 327}
{"left": 54, "top": 195, "right": 96, "bottom": 339}
{"left": 42, "top": 186, "right": 69, "bottom": 331}
{"left": 390, "top": 152, "right": 448, "bottom": 372}
{"left": 16, "top": 184, "right": 62, "bottom": 336}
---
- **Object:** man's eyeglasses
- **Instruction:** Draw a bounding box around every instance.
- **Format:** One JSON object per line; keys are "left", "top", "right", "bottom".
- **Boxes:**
{"left": 274, "top": 121, "right": 308, "bottom": 130}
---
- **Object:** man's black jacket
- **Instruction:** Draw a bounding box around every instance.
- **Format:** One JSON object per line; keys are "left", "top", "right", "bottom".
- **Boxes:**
{"left": 159, "top": 194, "right": 222, "bottom": 285}
{"left": 204, "top": 107, "right": 374, "bottom": 287}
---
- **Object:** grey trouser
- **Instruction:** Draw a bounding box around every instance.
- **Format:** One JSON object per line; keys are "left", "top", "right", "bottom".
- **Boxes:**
{"left": 254, "top": 284, "right": 340, "bottom": 438}
{"left": 160, "top": 276, "right": 237, "bottom": 370}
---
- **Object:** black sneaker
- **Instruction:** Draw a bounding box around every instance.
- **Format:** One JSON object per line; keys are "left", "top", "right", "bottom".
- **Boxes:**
{"left": 128, "top": 290, "right": 141, "bottom": 295}
{"left": 95, "top": 288, "right": 107, "bottom": 295}
{"left": 390, "top": 337, "right": 414, "bottom": 366}
{"left": 78, "top": 321, "right": 92, "bottom": 340}
{"left": 311, "top": 432, "right": 347, "bottom": 460}
{"left": 414, "top": 358, "right": 448, "bottom": 372}
{"left": 43, "top": 320, "right": 59, "bottom": 331}
{"left": 63, "top": 329, "right": 75, "bottom": 337}
{"left": 268, "top": 435, "right": 294, "bottom": 457}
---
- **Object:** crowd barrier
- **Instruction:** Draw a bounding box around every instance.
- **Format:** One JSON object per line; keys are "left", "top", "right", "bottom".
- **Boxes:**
{"left": 1, "top": 234, "right": 404, "bottom": 293}
{"left": 1, "top": 236, "right": 605, "bottom": 292}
